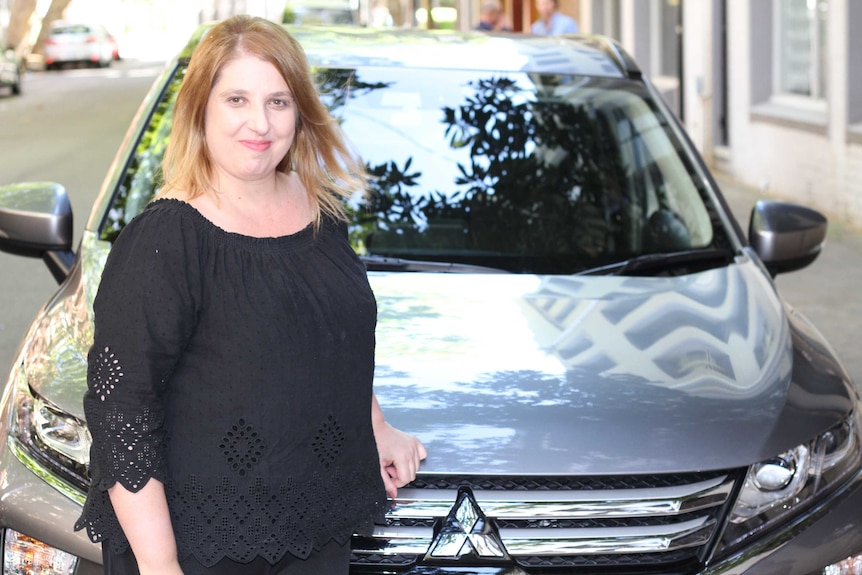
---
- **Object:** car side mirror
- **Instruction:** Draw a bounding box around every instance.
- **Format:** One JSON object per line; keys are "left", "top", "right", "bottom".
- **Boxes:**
{"left": 748, "top": 199, "right": 827, "bottom": 276}
{"left": 0, "top": 182, "right": 75, "bottom": 283}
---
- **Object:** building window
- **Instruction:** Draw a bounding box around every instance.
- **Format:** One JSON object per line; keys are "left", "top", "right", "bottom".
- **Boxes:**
{"left": 775, "top": 0, "right": 827, "bottom": 100}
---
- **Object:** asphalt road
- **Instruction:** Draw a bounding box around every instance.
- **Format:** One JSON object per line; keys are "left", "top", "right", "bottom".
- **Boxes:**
{"left": 0, "top": 58, "right": 859, "bottom": 390}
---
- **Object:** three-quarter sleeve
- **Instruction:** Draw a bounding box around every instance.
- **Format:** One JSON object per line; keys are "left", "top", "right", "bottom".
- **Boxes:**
{"left": 79, "top": 200, "right": 387, "bottom": 563}
{"left": 75, "top": 205, "right": 201, "bottom": 548}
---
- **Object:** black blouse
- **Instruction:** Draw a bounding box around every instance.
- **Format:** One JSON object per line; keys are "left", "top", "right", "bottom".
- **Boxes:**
{"left": 75, "top": 199, "right": 387, "bottom": 567}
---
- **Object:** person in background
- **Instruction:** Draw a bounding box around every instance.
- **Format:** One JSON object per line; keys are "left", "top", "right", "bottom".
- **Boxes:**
{"left": 370, "top": 0, "right": 395, "bottom": 27}
{"left": 74, "top": 14, "right": 426, "bottom": 575}
{"left": 475, "top": 0, "right": 511, "bottom": 31}
{"left": 530, "top": 0, "right": 578, "bottom": 35}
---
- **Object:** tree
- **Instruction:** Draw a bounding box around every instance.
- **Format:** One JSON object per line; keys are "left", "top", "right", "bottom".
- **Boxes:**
{"left": 5, "top": 0, "right": 37, "bottom": 52}
{"left": 31, "top": 0, "right": 74, "bottom": 54}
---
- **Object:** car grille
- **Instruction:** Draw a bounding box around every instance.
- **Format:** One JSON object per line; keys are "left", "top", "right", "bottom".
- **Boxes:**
{"left": 350, "top": 470, "right": 742, "bottom": 572}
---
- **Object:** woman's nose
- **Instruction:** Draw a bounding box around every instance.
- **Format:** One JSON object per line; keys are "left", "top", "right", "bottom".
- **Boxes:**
{"left": 247, "top": 102, "right": 269, "bottom": 133}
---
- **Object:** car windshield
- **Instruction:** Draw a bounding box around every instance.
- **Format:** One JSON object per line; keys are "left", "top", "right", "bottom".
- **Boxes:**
{"left": 102, "top": 62, "right": 733, "bottom": 275}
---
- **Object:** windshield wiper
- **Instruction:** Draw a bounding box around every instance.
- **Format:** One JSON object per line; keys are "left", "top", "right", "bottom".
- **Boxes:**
{"left": 360, "top": 255, "right": 509, "bottom": 273}
{"left": 577, "top": 248, "right": 737, "bottom": 276}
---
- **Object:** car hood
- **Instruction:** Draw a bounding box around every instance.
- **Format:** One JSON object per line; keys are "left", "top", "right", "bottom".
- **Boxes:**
{"left": 368, "top": 257, "right": 853, "bottom": 475}
{"left": 25, "top": 245, "right": 853, "bottom": 477}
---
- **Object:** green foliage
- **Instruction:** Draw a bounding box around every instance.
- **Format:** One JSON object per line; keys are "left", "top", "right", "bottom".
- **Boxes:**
{"left": 101, "top": 61, "right": 635, "bottom": 273}
{"left": 315, "top": 68, "right": 391, "bottom": 123}
{"left": 101, "top": 71, "right": 182, "bottom": 242}
{"left": 348, "top": 74, "right": 629, "bottom": 266}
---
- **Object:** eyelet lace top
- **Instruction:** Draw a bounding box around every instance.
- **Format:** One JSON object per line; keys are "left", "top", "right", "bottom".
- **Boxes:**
{"left": 74, "top": 199, "right": 387, "bottom": 567}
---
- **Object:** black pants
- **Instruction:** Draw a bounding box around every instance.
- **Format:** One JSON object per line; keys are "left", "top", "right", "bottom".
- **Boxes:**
{"left": 102, "top": 539, "right": 351, "bottom": 575}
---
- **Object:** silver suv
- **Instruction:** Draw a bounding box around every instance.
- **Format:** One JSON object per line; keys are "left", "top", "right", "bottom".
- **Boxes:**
{"left": 0, "top": 24, "right": 861, "bottom": 575}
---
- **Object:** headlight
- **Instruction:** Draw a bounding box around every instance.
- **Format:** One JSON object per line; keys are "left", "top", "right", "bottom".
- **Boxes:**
{"left": 3, "top": 529, "right": 78, "bottom": 575}
{"left": 6, "top": 363, "right": 91, "bottom": 503}
{"left": 718, "top": 409, "right": 862, "bottom": 554}
{"left": 824, "top": 554, "right": 862, "bottom": 575}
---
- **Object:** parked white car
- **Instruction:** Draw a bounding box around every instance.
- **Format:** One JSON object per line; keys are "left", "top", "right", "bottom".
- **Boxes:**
{"left": 42, "top": 22, "right": 117, "bottom": 70}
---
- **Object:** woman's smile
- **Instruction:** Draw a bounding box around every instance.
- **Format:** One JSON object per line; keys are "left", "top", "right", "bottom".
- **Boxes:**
{"left": 240, "top": 139, "right": 272, "bottom": 152}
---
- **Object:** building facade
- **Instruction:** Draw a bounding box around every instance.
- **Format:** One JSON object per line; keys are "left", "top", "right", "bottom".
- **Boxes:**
{"left": 577, "top": 0, "right": 862, "bottom": 227}
{"left": 191, "top": 0, "right": 862, "bottom": 227}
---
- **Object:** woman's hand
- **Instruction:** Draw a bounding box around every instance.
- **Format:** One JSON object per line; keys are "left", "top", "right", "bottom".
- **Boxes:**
{"left": 371, "top": 394, "right": 427, "bottom": 499}
{"left": 374, "top": 419, "right": 428, "bottom": 498}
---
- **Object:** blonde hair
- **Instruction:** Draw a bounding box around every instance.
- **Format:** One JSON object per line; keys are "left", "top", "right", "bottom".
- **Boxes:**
{"left": 160, "top": 14, "right": 365, "bottom": 225}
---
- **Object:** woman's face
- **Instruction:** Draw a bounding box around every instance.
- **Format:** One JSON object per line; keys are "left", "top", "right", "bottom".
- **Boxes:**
{"left": 204, "top": 53, "right": 297, "bottom": 184}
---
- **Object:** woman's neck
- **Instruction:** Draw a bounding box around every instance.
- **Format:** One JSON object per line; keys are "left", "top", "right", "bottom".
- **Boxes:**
{"left": 191, "top": 171, "right": 314, "bottom": 238}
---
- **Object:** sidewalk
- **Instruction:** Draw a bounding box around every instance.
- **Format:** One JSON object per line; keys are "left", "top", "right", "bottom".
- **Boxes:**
{"left": 714, "top": 173, "right": 862, "bottom": 389}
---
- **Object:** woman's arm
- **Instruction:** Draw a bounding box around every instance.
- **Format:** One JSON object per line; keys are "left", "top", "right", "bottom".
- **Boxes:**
{"left": 371, "top": 392, "right": 427, "bottom": 498}
{"left": 109, "top": 478, "right": 184, "bottom": 575}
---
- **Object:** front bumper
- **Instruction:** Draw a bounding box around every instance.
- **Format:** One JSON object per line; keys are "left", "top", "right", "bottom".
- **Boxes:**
{"left": 0, "top": 437, "right": 101, "bottom": 574}
{"left": 703, "top": 466, "right": 862, "bottom": 575}
{"left": 349, "top": 471, "right": 862, "bottom": 575}
{"left": 0, "top": 436, "right": 859, "bottom": 575}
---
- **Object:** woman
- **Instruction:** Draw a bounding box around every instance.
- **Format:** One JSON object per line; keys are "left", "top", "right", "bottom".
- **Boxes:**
{"left": 75, "top": 14, "right": 426, "bottom": 575}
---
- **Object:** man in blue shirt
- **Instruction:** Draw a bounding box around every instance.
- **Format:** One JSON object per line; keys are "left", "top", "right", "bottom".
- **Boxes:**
{"left": 530, "top": 0, "right": 578, "bottom": 35}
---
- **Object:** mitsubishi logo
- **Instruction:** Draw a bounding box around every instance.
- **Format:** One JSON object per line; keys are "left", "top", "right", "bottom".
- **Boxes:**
{"left": 425, "top": 487, "right": 507, "bottom": 561}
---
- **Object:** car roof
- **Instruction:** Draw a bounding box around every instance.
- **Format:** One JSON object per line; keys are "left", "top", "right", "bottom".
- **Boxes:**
{"left": 181, "top": 24, "right": 642, "bottom": 79}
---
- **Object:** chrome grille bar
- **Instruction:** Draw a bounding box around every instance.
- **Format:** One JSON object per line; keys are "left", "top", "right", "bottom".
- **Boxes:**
{"left": 352, "top": 473, "right": 736, "bottom": 563}
{"left": 355, "top": 517, "right": 716, "bottom": 557}
{"left": 388, "top": 474, "right": 734, "bottom": 520}
{"left": 499, "top": 516, "right": 716, "bottom": 555}
{"left": 353, "top": 526, "right": 434, "bottom": 555}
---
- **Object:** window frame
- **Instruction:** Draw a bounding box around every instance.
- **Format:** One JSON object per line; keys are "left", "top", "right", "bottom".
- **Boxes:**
{"left": 771, "top": 0, "right": 828, "bottom": 106}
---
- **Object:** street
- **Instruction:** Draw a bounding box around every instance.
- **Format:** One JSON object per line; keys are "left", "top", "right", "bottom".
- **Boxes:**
{"left": 0, "top": 58, "right": 164, "bottom": 373}
{"left": 1, "top": 57, "right": 860, "bottom": 390}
